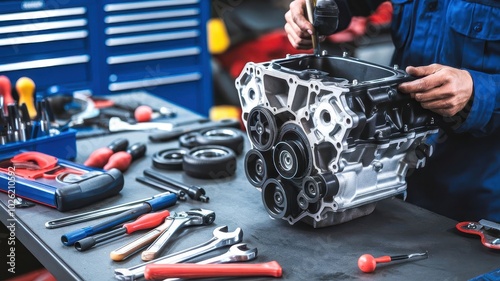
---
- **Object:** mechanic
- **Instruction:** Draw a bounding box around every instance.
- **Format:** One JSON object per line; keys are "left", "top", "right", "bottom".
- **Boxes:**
{"left": 284, "top": 0, "right": 500, "bottom": 222}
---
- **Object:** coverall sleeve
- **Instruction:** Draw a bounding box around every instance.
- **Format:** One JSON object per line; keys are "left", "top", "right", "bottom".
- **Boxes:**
{"left": 455, "top": 70, "right": 500, "bottom": 136}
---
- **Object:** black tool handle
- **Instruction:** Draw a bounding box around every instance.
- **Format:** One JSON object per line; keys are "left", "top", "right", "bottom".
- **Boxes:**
{"left": 108, "top": 138, "right": 129, "bottom": 152}
{"left": 136, "top": 176, "right": 186, "bottom": 200}
{"left": 143, "top": 169, "right": 209, "bottom": 202}
{"left": 55, "top": 168, "right": 124, "bottom": 211}
{"left": 127, "top": 143, "right": 147, "bottom": 161}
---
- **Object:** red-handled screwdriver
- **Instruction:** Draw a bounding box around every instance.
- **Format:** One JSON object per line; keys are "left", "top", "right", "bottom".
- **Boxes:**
{"left": 74, "top": 209, "right": 171, "bottom": 251}
{"left": 104, "top": 142, "right": 147, "bottom": 172}
{"left": 358, "top": 251, "right": 428, "bottom": 273}
{"left": 84, "top": 138, "right": 129, "bottom": 168}
{"left": 0, "top": 75, "right": 14, "bottom": 114}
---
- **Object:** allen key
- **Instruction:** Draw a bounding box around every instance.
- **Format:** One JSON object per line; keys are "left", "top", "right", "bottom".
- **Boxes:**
{"left": 45, "top": 192, "right": 172, "bottom": 229}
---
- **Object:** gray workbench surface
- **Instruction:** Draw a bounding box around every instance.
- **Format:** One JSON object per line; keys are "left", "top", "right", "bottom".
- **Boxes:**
{"left": 1, "top": 93, "right": 499, "bottom": 281}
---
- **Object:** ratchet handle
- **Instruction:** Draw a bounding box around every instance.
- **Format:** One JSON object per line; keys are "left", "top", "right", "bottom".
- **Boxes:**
{"left": 143, "top": 261, "right": 283, "bottom": 280}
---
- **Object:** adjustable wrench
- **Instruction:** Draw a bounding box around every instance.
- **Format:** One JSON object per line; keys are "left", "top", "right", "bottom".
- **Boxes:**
{"left": 114, "top": 226, "right": 243, "bottom": 281}
{"left": 141, "top": 208, "right": 216, "bottom": 261}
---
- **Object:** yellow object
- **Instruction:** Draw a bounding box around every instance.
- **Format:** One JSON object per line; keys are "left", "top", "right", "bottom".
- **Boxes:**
{"left": 207, "top": 18, "right": 230, "bottom": 54}
{"left": 210, "top": 105, "right": 241, "bottom": 122}
{"left": 16, "top": 77, "right": 37, "bottom": 119}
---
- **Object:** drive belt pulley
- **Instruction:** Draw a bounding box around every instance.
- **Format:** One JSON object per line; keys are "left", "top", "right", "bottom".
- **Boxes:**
{"left": 273, "top": 123, "right": 312, "bottom": 180}
{"left": 246, "top": 106, "right": 278, "bottom": 151}
{"left": 261, "top": 178, "right": 298, "bottom": 220}
{"left": 244, "top": 149, "right": 275, "bottom": 187}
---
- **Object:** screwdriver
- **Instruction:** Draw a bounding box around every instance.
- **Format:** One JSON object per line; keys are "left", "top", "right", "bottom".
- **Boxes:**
{"left": 74, "top": 209, "right": 171, "bottom": 251}
{"left": 16, "top": 77, "right": 37, "bottom": 119}
{"left": 84, "top": 138, "right": 129, "bottom": 168}
{"left": 358, "top": 251, "right": 428, "bottom": 273}
{"left": 104, "top": 142, "right": 147, "bottom": 172}
{"left": 0, "top": 75, "right": 14, "bottom": 114}
{"left": 61, "top": 193, "right": 177, "bottom": 246}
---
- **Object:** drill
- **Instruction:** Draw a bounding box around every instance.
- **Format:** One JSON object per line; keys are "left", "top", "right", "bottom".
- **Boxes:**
{"left": 307, "top": 0, "right": 340, "bottom": 55}
{"left": 313, "top": 0, "right": 340, "bottom": 36}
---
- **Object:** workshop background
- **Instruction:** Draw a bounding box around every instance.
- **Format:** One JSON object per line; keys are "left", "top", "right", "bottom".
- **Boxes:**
{"left": 0, "top": 1, "right": 396, "bottom": 280}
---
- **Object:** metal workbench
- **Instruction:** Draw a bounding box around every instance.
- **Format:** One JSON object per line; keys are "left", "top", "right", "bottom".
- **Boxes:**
{"left": 1, "top": 93, "right": 499, "bottom": 281}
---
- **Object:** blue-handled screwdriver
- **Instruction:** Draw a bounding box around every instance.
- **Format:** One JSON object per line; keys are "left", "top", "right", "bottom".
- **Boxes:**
{"left": 61, "top": 193, "right": 177, "bottom": 246}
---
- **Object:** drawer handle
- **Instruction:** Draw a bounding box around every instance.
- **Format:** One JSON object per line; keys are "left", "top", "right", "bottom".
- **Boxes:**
{"left": 106, "top": 30, "right": 198, "bottom": 47}
{"left": 105, "top": 0, "right": 199, "bottom": 12}
{"left": 106, "top": 19, "right": 199, "bottom": 35}
{"left": 105, "top": 9, "right": 198, "bottom": 24}
{"left": 108, "top": 72, "right": 201, "bottom": 92}
{"left": 107, "top": 47, "right": 200, "bottom": 65}
{"left": 0, "top": 55, "right": 89, "bottom": 72}
{"left": 0, "top": 19, "right": 87, "bottom": 35}
{"left": 0, "top": 30, "right": 88, "bottom": 47}
{"left": 0, "top": 7, "right": 86, "bottom": 22}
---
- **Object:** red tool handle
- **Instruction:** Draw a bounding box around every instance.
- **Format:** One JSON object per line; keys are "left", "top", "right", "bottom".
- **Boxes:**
{"left": 11, "top": 152, "right": 58, "bottom": 169}
{"left": 374, "top": 255, "right": 392, "bottom": 263}
{"left": 144, "top": 261, "right": 283, "bottom": 280}
{"left": 84, "top": 147, "right": 114, "bottom": 168}
{"left": 456, "top": 221, "right": 500, "bottom": 250}
{"left": 0, "top": 75, "right": 14, "bottom": 111}
{"left": 123, "top": 210, "right": 171, "bottom": 234}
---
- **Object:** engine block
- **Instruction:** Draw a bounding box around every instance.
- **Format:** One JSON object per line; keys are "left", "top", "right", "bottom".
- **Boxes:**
{"left": 236, "top": 54, "right": 438, "bottom": 227}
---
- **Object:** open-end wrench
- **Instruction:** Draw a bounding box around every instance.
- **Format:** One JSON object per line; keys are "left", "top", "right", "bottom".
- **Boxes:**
{"left": 108, "top": 117, "right": 173, "bottom": 132}
{"left": 159, "top": 243, "right": 257, "bottom": 281}
{"left": 114, "top": 226, "right": 243, "bottom": 281}
{"left": 141, "top": 209, "right": 216, "bottom": 261}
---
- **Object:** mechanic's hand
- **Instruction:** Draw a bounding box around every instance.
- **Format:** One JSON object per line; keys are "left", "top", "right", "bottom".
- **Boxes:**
{"left": 398, "top": 64, "right": 473, "bottom": 117}
{"left": 284, "top": 0, "right": 325, "bottom": 49}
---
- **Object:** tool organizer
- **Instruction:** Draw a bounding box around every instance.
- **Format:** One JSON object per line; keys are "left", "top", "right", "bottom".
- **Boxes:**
{"left": 0, "top": 129, "right": 77, "bottom": 160}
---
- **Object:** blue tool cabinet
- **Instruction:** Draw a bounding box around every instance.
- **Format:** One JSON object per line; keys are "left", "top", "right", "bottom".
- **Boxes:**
{"left": 0, "top": 0, "right": 212, "bottom": 115}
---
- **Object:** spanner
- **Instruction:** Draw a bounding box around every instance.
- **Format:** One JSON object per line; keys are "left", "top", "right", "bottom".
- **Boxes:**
{"left": 160, "top": 243, "right": 257, "bottom": 281}
{"left": 114, "top": 226, "right": 243, "bottom": 281}
{"left": 108, "top": 117, "right": 173, "bottom": 132}
{"left": 141, "top": 208, "right": 216, "bottom": 261}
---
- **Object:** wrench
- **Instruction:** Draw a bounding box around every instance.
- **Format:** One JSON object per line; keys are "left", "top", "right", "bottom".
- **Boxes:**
{"left": 156, "top": 243, "right": 258, "bottom": 281}
{"left": 114, "top": 226, "right": 243, "bottom": 281}
{"left": 108, "top": 117, "right": 173, "bottom": 132}
{"left": 141, "top": 208, "right": 216, "bottom": 261}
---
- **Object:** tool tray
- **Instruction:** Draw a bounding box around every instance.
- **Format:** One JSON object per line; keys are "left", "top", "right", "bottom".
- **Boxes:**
{"left": 0, "top": 132, "right": 124, "bottom": 211}
{"left": 0, "top": 129, "right": 77, "bottom": 160}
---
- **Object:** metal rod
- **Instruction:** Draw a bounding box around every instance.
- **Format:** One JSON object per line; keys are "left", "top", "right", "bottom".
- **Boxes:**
{"left": 305, "top": 0, "right": 320, "bottom": 56}
{"left": 45, "top": 192, "right": 171, "bottom": 229}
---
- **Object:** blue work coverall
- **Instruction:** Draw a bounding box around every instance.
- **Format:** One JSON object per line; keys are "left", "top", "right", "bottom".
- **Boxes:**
{"left": 382, "top": 0, "right": 500, "bottom": 222}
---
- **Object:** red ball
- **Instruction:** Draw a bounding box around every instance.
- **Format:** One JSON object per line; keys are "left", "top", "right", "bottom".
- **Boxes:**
{"left": 134, "top": 105, "right": 153, "bottom": 122}
{"left": 358, "top": 254, "right": 376, "bottom": 273}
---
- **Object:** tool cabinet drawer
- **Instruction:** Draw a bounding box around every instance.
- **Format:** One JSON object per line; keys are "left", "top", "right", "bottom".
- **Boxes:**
{"left": 99, "top": 0, "right": 212, "bottom": 115}
{"left": 0, "top": 0, "right": 91, "bottom": 91}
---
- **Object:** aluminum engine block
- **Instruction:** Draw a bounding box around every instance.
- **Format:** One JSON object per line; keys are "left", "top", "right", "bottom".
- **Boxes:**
{"left": 236, "top": 54, "right": 438, "bottom": 227}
